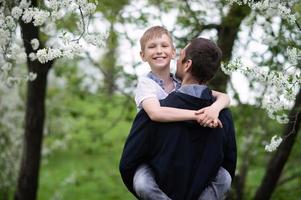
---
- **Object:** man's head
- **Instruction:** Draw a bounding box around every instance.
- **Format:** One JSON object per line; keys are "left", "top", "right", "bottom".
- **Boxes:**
{"left": 140, "top": 26, "right": 175, "bottom": 71}
{"left": 176, "top": 38, "right": 222, "bottom": 84}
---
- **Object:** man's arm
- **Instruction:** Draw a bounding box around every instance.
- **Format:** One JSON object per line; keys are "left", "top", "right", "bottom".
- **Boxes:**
{"left": 187, "top": 128, "right": 224, "bottom": 199}
{"left": 221, "top": 109, "right": 237, "bottom": 179}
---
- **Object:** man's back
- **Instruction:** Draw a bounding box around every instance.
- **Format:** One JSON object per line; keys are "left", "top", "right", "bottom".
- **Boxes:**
{"left": 119, "top": 89, "right": 236, "bottom": 200}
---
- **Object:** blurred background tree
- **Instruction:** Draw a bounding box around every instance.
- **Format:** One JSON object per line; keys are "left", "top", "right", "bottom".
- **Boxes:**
{"left": 0, "top": 0, "right": 300, "bottom": 200}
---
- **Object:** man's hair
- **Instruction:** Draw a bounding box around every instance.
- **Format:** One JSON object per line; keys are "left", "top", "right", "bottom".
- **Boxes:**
{"left": 140, "top": 26, "right": 173, "bottom": 51}
{"left": 182, "top": 38, "right": 222, "bottom": 83}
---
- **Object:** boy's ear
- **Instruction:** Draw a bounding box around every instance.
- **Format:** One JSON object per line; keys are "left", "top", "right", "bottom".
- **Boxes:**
{"left": 171, "top": 48, "right": 176, "bottom": 59}
{"left": 140, "top": 51, "right": 146, "bottom": 62}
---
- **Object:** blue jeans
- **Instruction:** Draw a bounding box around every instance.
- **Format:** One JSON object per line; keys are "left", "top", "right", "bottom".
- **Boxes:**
{"left": 133, "top": 164, "right": 231, "bottom": 200}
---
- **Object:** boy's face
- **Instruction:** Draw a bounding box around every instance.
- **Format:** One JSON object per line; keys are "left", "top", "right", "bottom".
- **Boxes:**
{"left": 140, "top": 34, "right": 175, "bottom": 70}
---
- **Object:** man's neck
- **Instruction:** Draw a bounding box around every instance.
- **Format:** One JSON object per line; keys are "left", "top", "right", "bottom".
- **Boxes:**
{"left": 181, "top": 76, "right": 203, "bottom": 86}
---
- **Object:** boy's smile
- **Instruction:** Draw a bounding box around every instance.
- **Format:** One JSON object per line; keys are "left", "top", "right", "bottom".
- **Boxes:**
{"left": 140, "top": 34, "right": 175, "bottom": 70}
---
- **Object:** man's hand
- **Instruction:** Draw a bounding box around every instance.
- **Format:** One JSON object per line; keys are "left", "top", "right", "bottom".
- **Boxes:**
{"left": 195, "top": 106, "right": 223, "bottom": 128}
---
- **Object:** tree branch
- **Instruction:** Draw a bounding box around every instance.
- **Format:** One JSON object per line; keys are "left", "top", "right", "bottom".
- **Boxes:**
{"left": 278, "top": 170, "right": 301, "bottom": 186}
{"left": 183, "top": 0, "right": 221, "bottom": 37}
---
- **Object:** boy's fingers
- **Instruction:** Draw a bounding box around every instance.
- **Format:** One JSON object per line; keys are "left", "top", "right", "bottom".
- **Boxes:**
{"left": 197, "top": 115, "right": 205, "bottom": 123}
{"left": 217, "top": 120, "right": 223, "bottom": 128}
{"left": 212, "top": 121, "right": 218, "bottom": 127}
{"left": 195, "top": 108, "right": 205, "bottom": 114}
{"left": 204, "top": 119, "right": 212, "bottom": 127}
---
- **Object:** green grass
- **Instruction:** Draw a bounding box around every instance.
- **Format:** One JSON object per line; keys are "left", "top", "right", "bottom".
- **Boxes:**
{"left": 38, "top": 120, "right": 134, "bottom": 200}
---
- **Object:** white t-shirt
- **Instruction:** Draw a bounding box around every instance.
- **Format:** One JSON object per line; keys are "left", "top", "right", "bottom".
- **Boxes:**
{"left": 135, "top": 76, "right": 169, "bottom": 110}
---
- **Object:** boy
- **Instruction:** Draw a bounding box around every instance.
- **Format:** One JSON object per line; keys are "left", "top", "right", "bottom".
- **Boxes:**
{"left": 135, "top": 26, "right": 230, "bottom": 126}
{"left": 135, "top": 26, "right": 231, "bottom": 199}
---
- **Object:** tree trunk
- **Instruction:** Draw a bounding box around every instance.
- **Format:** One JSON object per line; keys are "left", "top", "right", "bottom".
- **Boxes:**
{"left": 210, "top": 4, "right": 251, "bottom": 92}
{"left": 253, "top": 89, "right": 301, "bottom": 200}
{"left": 1, "top": 190, "right": 8, "bottom": 200}
{"left": 14, "top": 0, "right": 52, "bottom": 199}
{"left": 102, "top": 23, "right": 118, "bottom": 97}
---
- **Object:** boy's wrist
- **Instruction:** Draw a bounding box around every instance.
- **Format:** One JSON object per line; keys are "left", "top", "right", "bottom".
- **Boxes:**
{"left": 211, "top": 102, "right": 223, "bottom": 113}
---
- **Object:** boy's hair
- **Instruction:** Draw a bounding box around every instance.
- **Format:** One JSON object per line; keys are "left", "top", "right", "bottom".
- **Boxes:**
{"left": 182, "top": 38, "right": 222, "bottom": 83}
{"left": 140, "top": 26, "right": 173, "bottom": 51}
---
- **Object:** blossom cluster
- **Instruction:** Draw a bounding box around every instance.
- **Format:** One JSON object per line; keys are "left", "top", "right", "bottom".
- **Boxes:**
{"left": 226, "top": 0, "right": 297, "bottom": 25}
{"left": 222, "top": 56, "right": 300, "bottom": 122}
{"left": 224, "top": 0, "right": 300, "bottom": 153}
{"left": 264, "top": 135, "right": 283, "bottom": 152}
{"left": 0, "top": 0, "right": 103, "bottom": 191}
{"left": 0, "top": 0, "right": 104, "bottom": 87}
{"left": 222, "top": 55, "right": 300, "bottom": 151}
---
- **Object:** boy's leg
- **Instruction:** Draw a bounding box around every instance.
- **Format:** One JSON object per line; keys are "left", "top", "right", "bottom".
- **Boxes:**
{"left": 133, "top": 164, "right": 171, "bottom": 200}
{"left": 198, "top": 167, "right": 232, "bottom": 200}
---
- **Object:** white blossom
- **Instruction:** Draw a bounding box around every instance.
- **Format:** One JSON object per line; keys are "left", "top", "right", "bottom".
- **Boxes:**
{"left": 5, "top": 77, "right": 19, "bottom": 87}
{"left": 19, "top": 0, "right": 31, "bottom": 9}
{"left": 287, "top": 47, "right": 300, "bottom": 66}
{"left": 82, "top": 3, "right": 96, "bottom": 15}
{"left": 61, "top": 42, "right": 83, "bottom": 58}
{"left": 1, "top": 62, "right": 12, "bottom": 72}
{"left": 36, "top": 48, "right": 62, "bottom": 63}
{"left": 22, "top": 8, "right": 50, "bottom": 26}
{"left": 5, "top": 16, "right": 16, "bottom": 30}
{"left": 28, "top": 72, "right": 37, "bottom": 81}
{"left": 84, "top": 34, "right": 106, "bottom": 47}
{"left": 227, "top": 0, "right": 296, "bottom": 24}
{"left": 11, "top": 44, "right": 27, "bottom": 64}
{"left": 28, "top": 52, "right": 37, "bottom": 61}
{"left": 265, "top": 135, "right": 283, "bottom": 152}
{"left": 22, "top": 8, "right": 35, "bottom": 23}
{"left": 11, "top": 7, "right": 23, "bottom": 19}
{"left": 0, "top": 29, "right": 10, "bottom": 49}
{"left": 31, "top": 38, "right": 40, "bottom": 50}
{"left": 32, "top": 10, "right": 50, "bottom": 26}
{"left": 76, "top": 0, "right": 88, "bottom": 7}
{"left": 41, "top": 22, "right": 56, "bottom": 36}
{"left": 47, "top": 0, "right": 60, "bottom": 10}
{"left": 221, "top": 58, "right": 242, "bottom": 74}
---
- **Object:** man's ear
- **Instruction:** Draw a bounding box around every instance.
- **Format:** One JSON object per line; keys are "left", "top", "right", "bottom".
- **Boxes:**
{"left": 184, "top": 59, "right": 192, "bottom": 72}
{"left": 140, "top": 51, "right": 146, "bottom": 62}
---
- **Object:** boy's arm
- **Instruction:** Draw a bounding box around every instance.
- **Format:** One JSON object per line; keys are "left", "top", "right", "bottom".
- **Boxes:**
{"left": 211, "top": 90, "right": 230, "bottom": 111}
{"left": 196, "top": 90, "right": 230, "bottom": 127}
{"left": 142, "top": 97, "right": 198, "bottom": 122}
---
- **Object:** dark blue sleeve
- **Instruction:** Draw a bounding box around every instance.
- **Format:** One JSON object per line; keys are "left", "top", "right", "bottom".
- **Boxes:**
{"left": 119, "top": 111, "right": 153, "bottom": 197}
{"left": 221, "top": 109, "right": 237, "bottom": 179}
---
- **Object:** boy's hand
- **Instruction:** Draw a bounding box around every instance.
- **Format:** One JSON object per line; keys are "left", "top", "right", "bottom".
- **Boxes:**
{"left": 195, "top": 106, "right": 223, "bottom": 128}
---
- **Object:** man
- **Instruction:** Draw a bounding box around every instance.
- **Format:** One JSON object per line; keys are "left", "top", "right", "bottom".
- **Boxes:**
{"left": 119, "top": 38, "right": 237, "bottom": 200}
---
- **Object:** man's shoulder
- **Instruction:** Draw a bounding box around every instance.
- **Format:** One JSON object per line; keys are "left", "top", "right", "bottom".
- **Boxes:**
{"left": 160, "top": 91, "right": 214, "bottom": 109}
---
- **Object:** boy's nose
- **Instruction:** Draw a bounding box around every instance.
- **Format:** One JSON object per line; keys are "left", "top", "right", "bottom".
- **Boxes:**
{"left": 155, "top": 46, "right": 163, "bottom": 53}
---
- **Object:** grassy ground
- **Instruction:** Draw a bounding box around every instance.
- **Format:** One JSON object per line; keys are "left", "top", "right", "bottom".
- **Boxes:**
{"left": 38, "top": 119, "right": 134, "bottom": 200}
